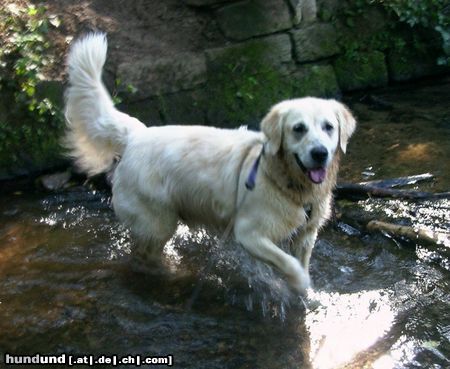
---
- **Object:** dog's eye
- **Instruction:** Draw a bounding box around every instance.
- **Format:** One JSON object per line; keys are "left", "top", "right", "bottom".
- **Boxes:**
{"left": 323, "top": 122, "right": 334, "bottom": 133}
{"left": 293, "top": 123, "right": 307, "bottom": 134}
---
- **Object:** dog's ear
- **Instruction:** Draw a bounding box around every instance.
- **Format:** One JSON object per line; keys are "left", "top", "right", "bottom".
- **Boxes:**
{"left": 335, "top": 102, "right": 356, "bottom": 153}
{"left": 261, "top": 107, "right": 283, "bottom": 155}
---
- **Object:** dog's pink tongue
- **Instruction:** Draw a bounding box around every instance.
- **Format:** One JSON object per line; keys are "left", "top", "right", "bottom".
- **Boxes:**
{"left": 308, "top": 168, "right": 326, "bottom": 184}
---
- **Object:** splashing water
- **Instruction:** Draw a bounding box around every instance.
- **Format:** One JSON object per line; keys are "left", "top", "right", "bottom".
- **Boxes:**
{"left": 34, "top": 188, "right": 302, "bottom": 318}
{"left": 165, "top": 224, "right": 302, "bottom": 318}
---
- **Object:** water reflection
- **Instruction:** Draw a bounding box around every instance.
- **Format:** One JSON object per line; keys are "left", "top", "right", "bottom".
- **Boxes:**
{"left": 306, "top": 289, "right": 394, "bottom": 369}
{"left": 373, "top": 336, "right": 418, "bottom": 369}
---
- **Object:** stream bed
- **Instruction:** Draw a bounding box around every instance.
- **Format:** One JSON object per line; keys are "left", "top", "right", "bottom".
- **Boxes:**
{"left": 0, "top": 77, "right": 449, "bottom": 369}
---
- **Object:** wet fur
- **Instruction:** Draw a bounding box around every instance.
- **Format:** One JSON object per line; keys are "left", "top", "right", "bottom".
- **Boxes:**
{"left": 65, "top": 33, "right": 356, "bottom": 293}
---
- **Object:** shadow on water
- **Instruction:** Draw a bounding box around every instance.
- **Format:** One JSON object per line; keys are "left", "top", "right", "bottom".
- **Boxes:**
{"left": 0, "top": 77, "right": 450, "bottom": 368}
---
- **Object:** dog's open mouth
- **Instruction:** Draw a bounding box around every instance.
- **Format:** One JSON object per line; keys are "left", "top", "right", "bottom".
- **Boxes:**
{"left": 294, "top": 154, "right": 327, "bottom": 184}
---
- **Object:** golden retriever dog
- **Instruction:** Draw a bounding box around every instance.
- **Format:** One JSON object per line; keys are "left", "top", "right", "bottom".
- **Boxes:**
{"left": 65, "top": 34, "right": 356, "bottom": 294}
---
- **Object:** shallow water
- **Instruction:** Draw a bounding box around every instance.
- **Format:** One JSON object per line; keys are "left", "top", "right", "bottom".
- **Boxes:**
{"left": 1, "top": 78, "right": 449, "bottom": 369}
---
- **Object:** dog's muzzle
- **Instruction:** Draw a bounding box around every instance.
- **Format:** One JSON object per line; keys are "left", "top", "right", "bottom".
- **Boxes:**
{"left": 294, "top": 153, "right": 327, "bottom": 184}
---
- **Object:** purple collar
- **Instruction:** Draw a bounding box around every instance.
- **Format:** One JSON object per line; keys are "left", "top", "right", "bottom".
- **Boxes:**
{"left": 245, "top": 145, "right": 265, "bottom": 190}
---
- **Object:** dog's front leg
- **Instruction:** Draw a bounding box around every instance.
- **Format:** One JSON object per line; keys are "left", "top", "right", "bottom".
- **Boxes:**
{"left": 290, "top": 226, "right": 318, "bottom": 277}
{"left": 291, "top": 197, "right": 332, "bottom": 283}
{"left": 234, "top": 221, "right": 311, "bottom": 294}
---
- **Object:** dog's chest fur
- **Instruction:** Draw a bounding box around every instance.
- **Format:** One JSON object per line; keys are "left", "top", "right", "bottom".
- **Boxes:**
{"left": 252, "top": 155, "right": 339, "bottom": 243}
{"left": 246, "top": 182, "right": 312, "bottom": 244}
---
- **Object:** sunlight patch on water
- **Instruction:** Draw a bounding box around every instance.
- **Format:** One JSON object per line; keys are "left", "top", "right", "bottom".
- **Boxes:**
{"left": 360, "top": 199, "right": 450, "bottom": 235}
{"left": 39, "top": 214, "right": 58, "bottom": 226}
{"left": 107, "top": 226, "right": 132, "bottom": 260}
{"left": 396, "top": 142, "right": 437, "bottom": 164}
{"left": 416, "top": 246, "right": 450, "bottom": 271}
{"left": 306, "top": 289, "right": 395, "bottom": 369}
{"left": 38, "top": 205, "right": 102, "bottom": 229}
{"left": 373, "top": 336, "right": 418, "bottom": 369}
{"left": 164, "top": 224, "right": 195, "bottom": 267}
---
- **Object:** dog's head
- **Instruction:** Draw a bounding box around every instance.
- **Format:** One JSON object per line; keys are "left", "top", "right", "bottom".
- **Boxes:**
{"left": 261, "top": 97, "right": 356, "bottom": 184}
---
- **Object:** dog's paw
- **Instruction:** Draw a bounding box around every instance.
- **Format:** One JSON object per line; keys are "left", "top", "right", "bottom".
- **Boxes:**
{"left": 286, "top": 259, "right": 311, "bottom": 294}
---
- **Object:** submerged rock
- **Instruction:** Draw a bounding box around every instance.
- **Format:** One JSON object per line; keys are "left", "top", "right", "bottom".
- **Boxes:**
{"left": 39, "top": 171, "right": 72, "bottom": 191}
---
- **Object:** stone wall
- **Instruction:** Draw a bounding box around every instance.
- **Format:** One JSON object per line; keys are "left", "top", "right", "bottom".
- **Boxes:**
{"left": 114, "top": 0, "right": 447, "bottom": 127}
{"left": 0, "top": 0, "right": 448, "bottom": 179}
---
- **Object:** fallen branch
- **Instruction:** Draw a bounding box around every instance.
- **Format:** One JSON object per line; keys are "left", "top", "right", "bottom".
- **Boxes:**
{"left": 359, "top": 173, "right": 434, "bottom": 188}
{"left": 367, "top": 220, "right": 449, "bottom": 246}
{"left": 335, "top": 183, "right": 450, "bottom": 201}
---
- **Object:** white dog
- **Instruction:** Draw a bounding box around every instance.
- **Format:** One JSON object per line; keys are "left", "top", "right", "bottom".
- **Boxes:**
{"left": 65, "top": 34, "right": 356, "bottom": 293}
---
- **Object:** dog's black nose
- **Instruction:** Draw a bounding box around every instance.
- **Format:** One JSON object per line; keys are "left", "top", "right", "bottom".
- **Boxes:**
{"left": 311, "top": 146, "right": 328, "bottom": 165}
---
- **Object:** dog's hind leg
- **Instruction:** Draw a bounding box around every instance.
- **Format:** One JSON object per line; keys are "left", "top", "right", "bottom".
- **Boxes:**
{"left": 130, "top": 216, "right": 178, "bottom": 274}
{"left": 131, "top": 235, "right": 174, "bottom": 274}
{"left": 114, "top": 192, "right": 178, "bottom": 274}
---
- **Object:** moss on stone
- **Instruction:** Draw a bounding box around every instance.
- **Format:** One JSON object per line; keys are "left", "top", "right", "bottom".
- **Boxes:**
{"left": 291, "top": 23, "right": 340, "bottom": 63}
{"left": 291, "top": 64, "right": 341, "bottom": 98}
{"left": 215, "top": 0, "right": 292, "bottom": 41}
{"left": 204, "top": 41, "right": 295, "bottom": 127}
{"left": 334, "top": 50, "right": 388, "bottom": 91}
{"left": 204, "top": 40, "right": 343, "bottom": 127}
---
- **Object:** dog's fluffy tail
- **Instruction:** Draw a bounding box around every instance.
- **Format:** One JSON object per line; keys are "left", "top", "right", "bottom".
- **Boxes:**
{"left": 64, "top": 33, "right": 145, "bottom": 176}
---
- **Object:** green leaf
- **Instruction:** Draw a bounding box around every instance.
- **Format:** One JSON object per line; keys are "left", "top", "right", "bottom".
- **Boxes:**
{"left": 126, "top": 84, "right": 137, "bottom": 94}
{"left": 27, "top": 5, "right": 38, "bottom": 16}
{"left": 24, "top": 84, "right": 35, "bottom": 97}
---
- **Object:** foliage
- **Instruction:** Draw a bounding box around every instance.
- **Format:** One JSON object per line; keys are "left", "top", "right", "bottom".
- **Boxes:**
{"left": 0, "top": 3, "right": 63, "bottom": 173}
{"left": 341, "top": 0, "right": 449, "bottom": 66}
{"left": 374, "top": 0, "right": 450, "bottom": 65}
{"left": 112, "top": 78, "right": 138, "bottom": 106}
{"left": 375, "top": 0, "right": 447, "bottom": 28}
